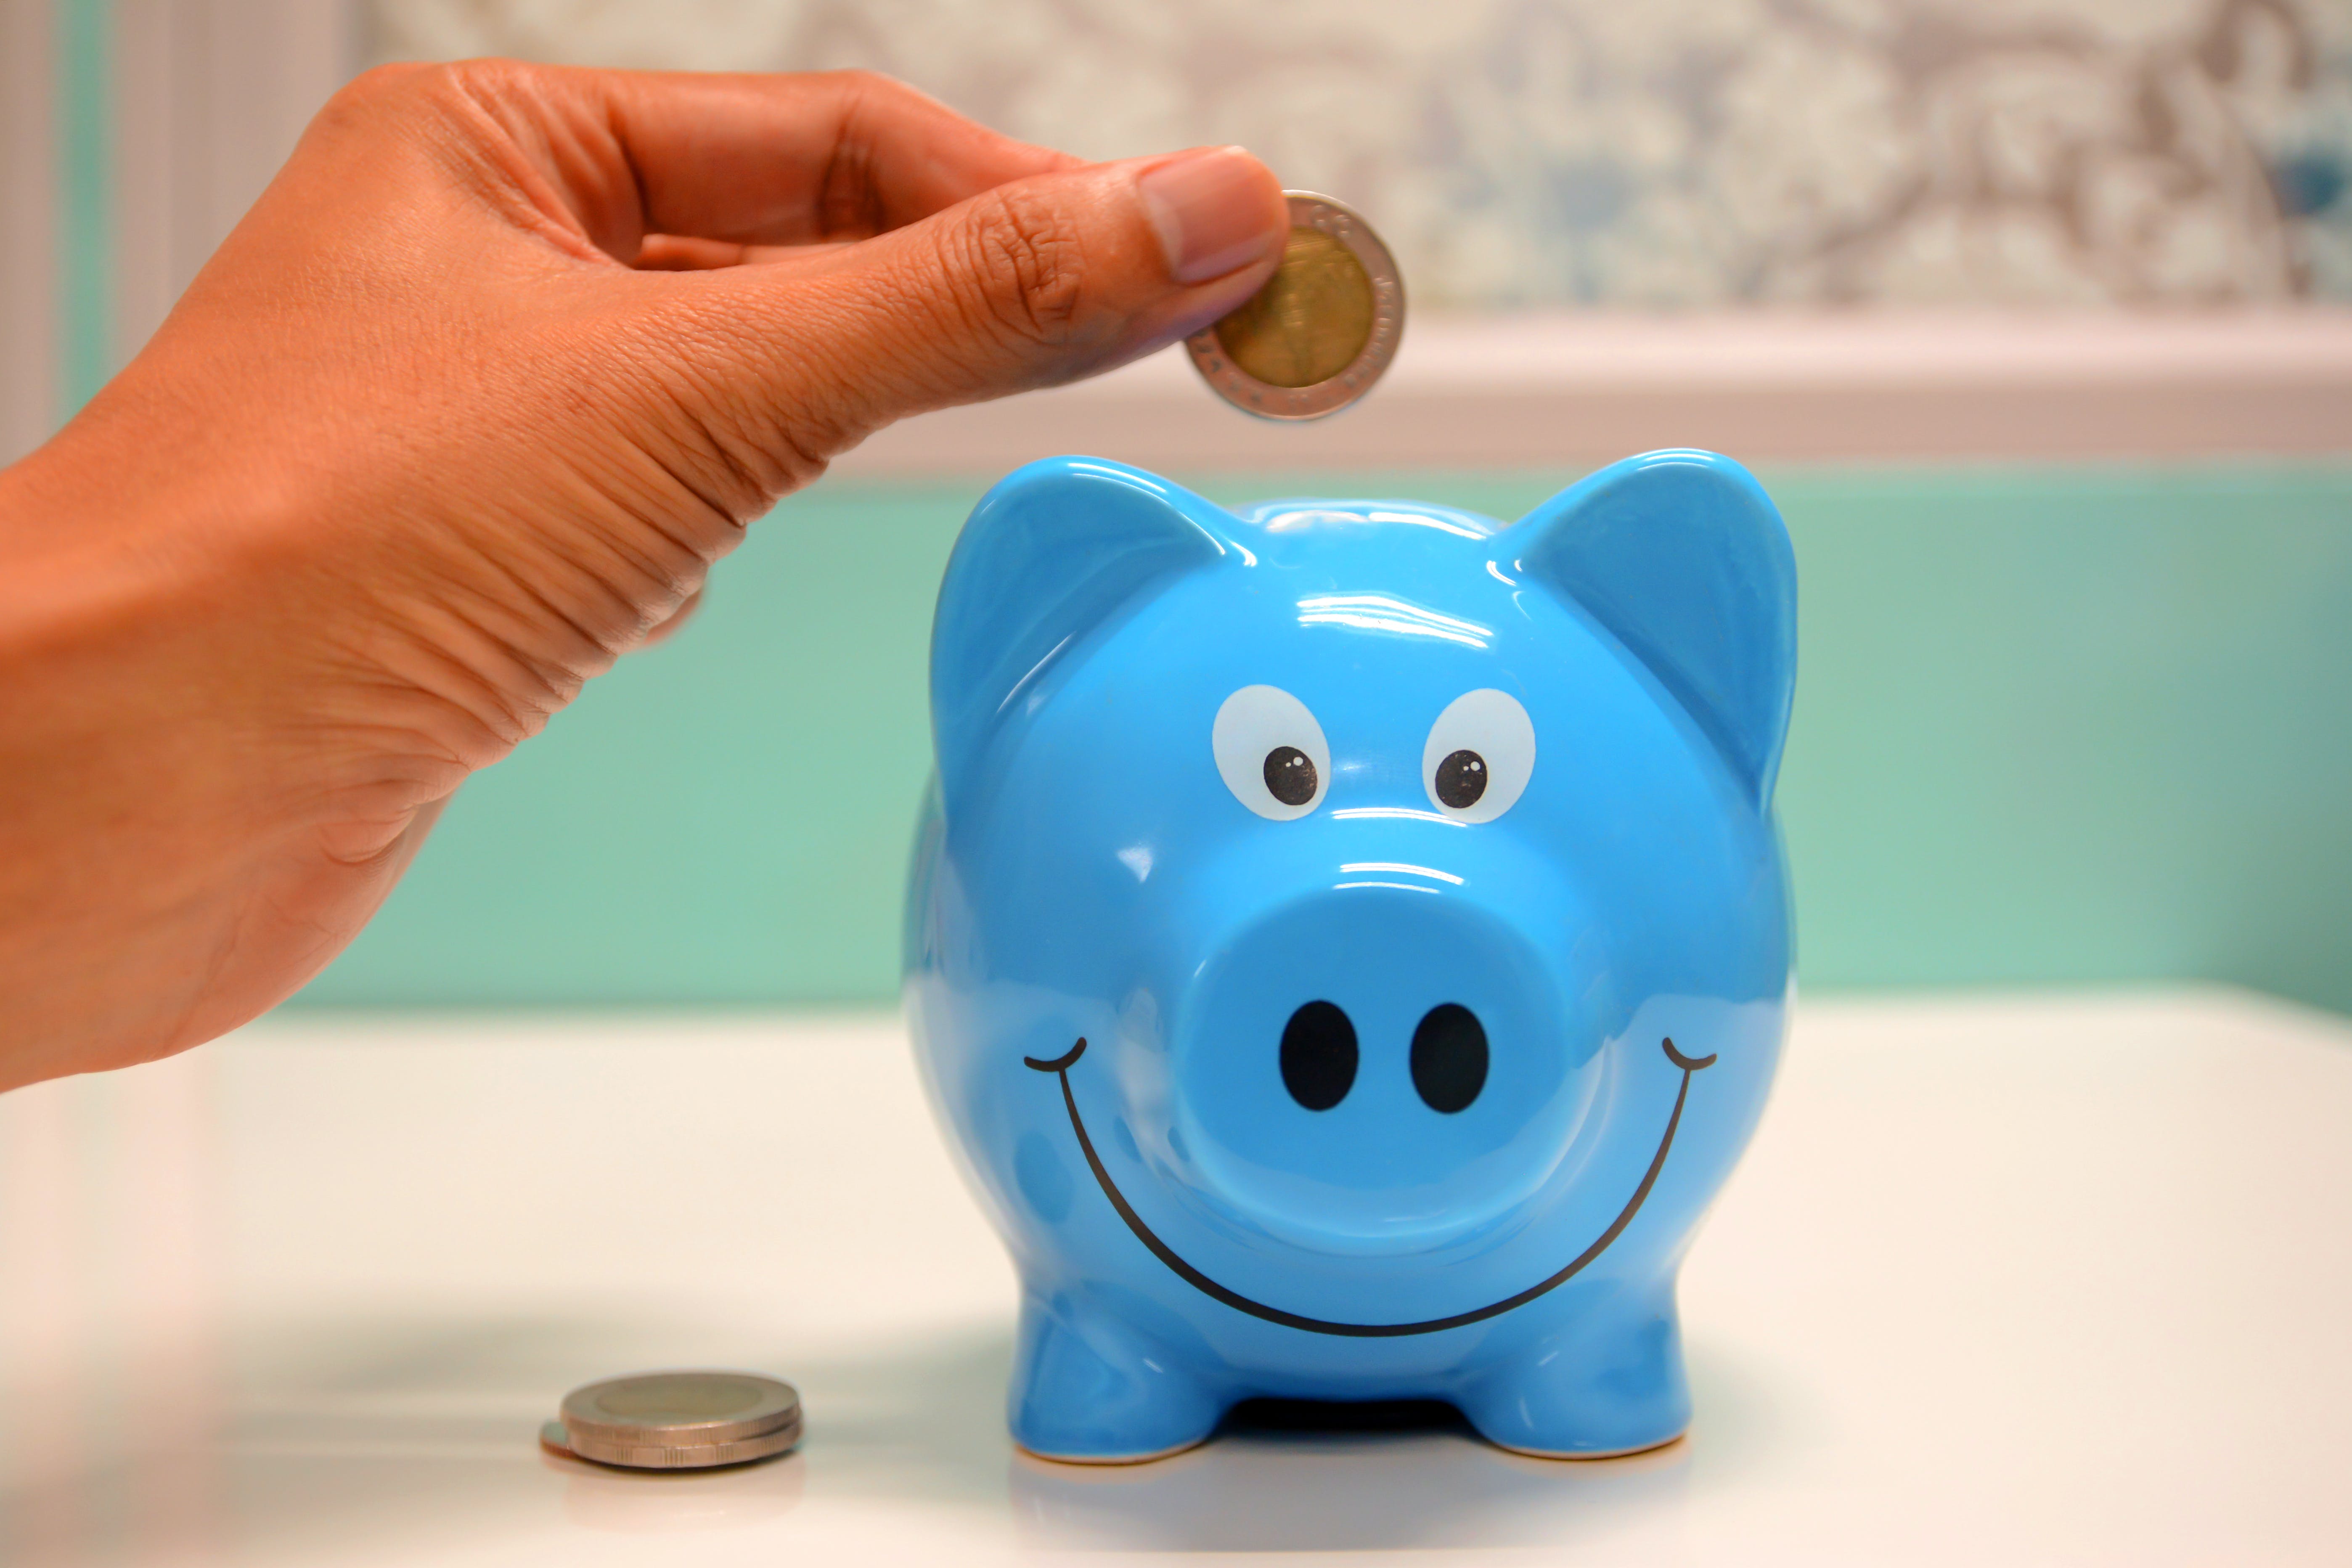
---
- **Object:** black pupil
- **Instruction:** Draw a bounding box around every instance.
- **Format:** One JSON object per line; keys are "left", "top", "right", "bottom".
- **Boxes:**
{"left": 1280, "top": 1001, "right": 1358, "bottom": 1110}
{"left": 1435, "top": 749, "right": 1488, "bottom": 809}
{"left": 1411, "top": 1004, "right": 1489, "bottom": 1113}
{"left": 1263, "top": 746, "right": 1317, "bottom": 807}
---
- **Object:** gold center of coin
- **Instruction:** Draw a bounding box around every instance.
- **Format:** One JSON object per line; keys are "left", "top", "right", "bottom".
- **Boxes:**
{"left": 1214, "top": 228, "right": 1375, "bottom": 389}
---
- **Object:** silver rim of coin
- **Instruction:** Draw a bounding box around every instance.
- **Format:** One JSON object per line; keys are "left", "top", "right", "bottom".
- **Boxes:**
{"left": 545, "top": 1370, "right": 802, "bottom": 1471}
{"left": 1185, "top": 191, "right": 1404, "bottom": 422}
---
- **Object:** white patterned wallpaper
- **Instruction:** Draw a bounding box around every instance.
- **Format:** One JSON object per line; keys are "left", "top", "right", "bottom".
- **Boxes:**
{"left": 371, "top": 0, "right": 2352, "bottom": 307}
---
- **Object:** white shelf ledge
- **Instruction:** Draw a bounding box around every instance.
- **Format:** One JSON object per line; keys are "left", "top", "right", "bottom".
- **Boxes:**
{"left": 3, "top": 990, "right": 2346, "bottom": 1562}
{"left": 836, "top": 310, "right": 2352, "bottom": 474}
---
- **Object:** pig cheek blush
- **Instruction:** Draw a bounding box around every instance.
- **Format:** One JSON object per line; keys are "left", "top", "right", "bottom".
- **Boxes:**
{"left": 909, "top": 451, "right": 1795, "bottom": 1463}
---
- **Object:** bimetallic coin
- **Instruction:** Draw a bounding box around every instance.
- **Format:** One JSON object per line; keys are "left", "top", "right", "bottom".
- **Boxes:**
{"left": 1187, "top": 192, "right": 1402, "bottom": 421}
{"left": 549, "top": 1371, "right": 802, "bottom": 1470}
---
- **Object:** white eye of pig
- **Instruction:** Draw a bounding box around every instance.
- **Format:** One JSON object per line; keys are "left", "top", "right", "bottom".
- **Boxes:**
{"left": 1213, "top": 686, "right": 1330, "bottom": 821}
{"left": 1423, "top": 690, "right": 1535, "bottom": 823}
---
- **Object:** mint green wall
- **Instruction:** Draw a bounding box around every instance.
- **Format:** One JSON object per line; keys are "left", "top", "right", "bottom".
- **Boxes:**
{"left": 59, "top": 0, "right": 111, "bottom": 414}
{"left": 292, "top": 464, "right": 2352, "bottom": 1014}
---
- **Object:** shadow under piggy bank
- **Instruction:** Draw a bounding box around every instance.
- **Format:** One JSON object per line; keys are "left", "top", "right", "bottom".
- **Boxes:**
{"left": 1009, "top": 1398, "right": 1691, "bottom": 1553}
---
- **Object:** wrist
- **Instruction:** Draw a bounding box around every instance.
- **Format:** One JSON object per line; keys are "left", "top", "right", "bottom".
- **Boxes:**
{"left": 0, "top": 419, "right": 431, "bottom": 1083}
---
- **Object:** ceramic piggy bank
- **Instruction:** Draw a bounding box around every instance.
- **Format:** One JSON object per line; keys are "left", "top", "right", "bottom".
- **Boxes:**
{"left": 905, "top": 450, "right": 1795, "bottom": 1462}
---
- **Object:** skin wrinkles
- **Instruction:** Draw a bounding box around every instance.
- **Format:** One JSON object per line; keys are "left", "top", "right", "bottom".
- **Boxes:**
{"left": 0, "top": 61, "right": 1289, "bottom": 1089}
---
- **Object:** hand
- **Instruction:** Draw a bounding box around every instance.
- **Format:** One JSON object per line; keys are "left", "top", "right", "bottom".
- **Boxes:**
{"left": 0, "top": 63, "right": 1288, "bottom": 1089}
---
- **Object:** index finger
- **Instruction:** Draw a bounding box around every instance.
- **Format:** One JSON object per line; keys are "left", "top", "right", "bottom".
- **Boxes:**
{"left": 432, "top": 63, "right": 1082, "bottom": 259}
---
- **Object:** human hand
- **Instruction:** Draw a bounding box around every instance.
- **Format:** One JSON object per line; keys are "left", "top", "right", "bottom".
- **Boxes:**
{"left": 0, "top": 64, "right": 1288, "bottom": 1089}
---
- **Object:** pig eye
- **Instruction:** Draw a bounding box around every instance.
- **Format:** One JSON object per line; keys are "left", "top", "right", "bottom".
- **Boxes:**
{"left": 1214, "top": 686, "right": 1329, "bottom": 821}
{"left": 1423, "top": 690, "right": 1534, "bottom": 822}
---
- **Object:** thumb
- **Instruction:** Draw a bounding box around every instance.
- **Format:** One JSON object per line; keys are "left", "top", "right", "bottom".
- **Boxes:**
{"left": 732, "top": 146, "right": 1289, "bottom": 455}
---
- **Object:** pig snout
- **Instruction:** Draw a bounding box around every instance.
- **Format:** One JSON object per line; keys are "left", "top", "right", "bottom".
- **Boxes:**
{"left": 1171, "top": 882, "right": 1600, "bottom": 1258}
{"left": 1275, "top": 998, "right": 1489, "bottom": 1115}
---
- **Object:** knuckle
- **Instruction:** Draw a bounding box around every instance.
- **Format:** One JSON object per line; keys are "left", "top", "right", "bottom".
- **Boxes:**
{"left": 437, "top": 57, "right": 536, "bottom": 94}
{"left": 322, "top": 61, "right": 447, "bottom": 124}
{"left": 431, "top": 58, "right": 557, "bottom": 111}
{"left": 822, "top": 67, "right": 894, "bottom": 98}
{"left": 955, "top": 188, "right": 1088, "bottom": 347}
{"left": 333, "top": 62, "right": 421, "bottom": 107}
{"left": 819, "top": 67, "right": 932, "bottom": 121}
{"left": 334, "top": 59, "right": 489, "bottom": 121}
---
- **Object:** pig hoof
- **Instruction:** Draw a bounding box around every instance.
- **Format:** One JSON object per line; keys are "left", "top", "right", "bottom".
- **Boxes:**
{"left": 1455, "top": 1294, "right": 1691, "bottom": 1458}
{"left": 1010, "top": 1295, "right": 1225, "bottom": 1463}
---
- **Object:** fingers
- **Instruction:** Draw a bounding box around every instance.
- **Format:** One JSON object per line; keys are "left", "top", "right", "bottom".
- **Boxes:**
{"left": 633, "top": 235, "right": 846, "bottom": 271}
{"left": 606, "top": 68, "right": 1082, "bottom": 243}
{"left": 389, "top": 62, "right": 1079, "bottom": 262}
{"left": 702, "top": 146, "right": 1289, "bottom": 454}
{"left": 637, "top": 587, "right": 704, "bottom": 647}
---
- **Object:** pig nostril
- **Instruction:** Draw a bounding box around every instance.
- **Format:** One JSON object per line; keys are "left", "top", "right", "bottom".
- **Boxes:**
{"left": 1280, "top": 1001, "right": 1359, "bottom": 1111}
{"left": 1411, "top": 1004, "right": 1489, "bottom": 1113}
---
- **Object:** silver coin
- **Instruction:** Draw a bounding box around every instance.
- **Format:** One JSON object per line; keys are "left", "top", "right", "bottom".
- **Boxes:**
{"left": 551, "top": 1371, "right": 802, "bottom": 1470}
{"left": 543, "top": 1416, "right": 803, "bottom": 1470}
{"left": 1185, "top": 191, "right": 1404, "bottom": 421}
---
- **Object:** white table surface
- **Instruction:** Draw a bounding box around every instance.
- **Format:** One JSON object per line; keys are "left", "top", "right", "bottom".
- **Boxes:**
{"left": 3, "top": 990, "right": 2347, "bottom": 1566}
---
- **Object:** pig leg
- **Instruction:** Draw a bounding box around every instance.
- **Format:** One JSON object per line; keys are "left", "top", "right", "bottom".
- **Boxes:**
{"left": 1008, "top": 1291, "right": 1228, "bottom": 1462}
{"left": 1453, "top": 1282, "right": 1690, "bottom": 1458}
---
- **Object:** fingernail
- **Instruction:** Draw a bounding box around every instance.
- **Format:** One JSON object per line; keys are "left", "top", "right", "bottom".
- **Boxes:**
{"left": 1138, "top": 147, "right": 1284, "bottom": 284}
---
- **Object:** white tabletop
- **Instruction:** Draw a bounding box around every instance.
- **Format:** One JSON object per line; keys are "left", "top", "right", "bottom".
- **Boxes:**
{"left": 4, "top": 990, "right": 2347, "bottom": 1565}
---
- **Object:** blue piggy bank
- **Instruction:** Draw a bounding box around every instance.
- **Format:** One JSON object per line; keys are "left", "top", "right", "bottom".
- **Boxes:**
{"left": 905, "top": 450, "right": 1795, "bottom": 1462}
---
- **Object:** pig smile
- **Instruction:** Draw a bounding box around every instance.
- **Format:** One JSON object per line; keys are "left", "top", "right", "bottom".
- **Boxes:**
{"left": 1022, "top": 1036, "right": 1716, "bottom": 1338}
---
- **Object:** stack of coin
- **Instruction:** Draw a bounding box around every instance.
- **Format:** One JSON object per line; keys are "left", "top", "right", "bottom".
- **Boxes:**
{"left": 542, "top": 1370, "right": 802, "bottom": 1470}
{"left": 1187, "top": 191, "right": 1404, "bottom": 421}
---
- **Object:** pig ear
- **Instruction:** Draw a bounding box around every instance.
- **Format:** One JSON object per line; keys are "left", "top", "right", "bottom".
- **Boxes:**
{"left": 932, "top": 456, "right": 1240, "bottom": 808}
{"left": 1508, "top": 450, "right": 1796, "bottom": 808}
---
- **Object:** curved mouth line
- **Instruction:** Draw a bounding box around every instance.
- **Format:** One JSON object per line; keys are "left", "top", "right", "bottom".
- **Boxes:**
{"left": 1022, "top": 1035, "right": 1716, "bottom": 1338}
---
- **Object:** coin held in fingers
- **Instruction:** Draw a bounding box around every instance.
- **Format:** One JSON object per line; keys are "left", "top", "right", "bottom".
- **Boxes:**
{"left": 1187, "top": 192, "right": 1403, "bottom": 421}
